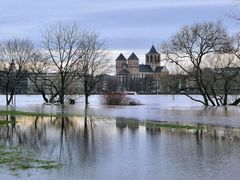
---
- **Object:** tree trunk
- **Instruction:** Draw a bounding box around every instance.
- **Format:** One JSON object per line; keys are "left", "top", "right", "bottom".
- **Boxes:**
{"left": 6, "top": 93, "right": 8, "bottom": 106}
{"left": 230, "top": 98, "right": 240, "bottom": 106}
{"left": 223, "top": 92, "right": 228, "bottom": 106}
{"left": 40, "top": 91, "right": 49, "bottom": 103}
{"left": 59, "top": 95, "right": 64, "bottom": 105}
{"left": 196, "top": 78, "right": 209, "bottom": 106}
{"left": 85, "top": 94, "right": 89, "bottom": 106}
{"left": 211, "top": 87, "right": 220, "bottom": 106}
{"left": 6, "top": 92, "right": 14, "bottom": 106}
{"left": 223, "top": 83, "right": 230, "bottom": 106}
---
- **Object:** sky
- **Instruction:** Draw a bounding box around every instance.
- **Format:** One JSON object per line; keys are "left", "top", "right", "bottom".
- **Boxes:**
{"left": 0, "top": 0, "right": 239, "bottom": 62}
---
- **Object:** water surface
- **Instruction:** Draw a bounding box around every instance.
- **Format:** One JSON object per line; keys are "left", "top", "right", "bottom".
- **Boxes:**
{"left": 0, "top": 95, "right": 240, "bottom": 179}
{"left": 0, "top": 115, "right": 240, "bottom": 180}
{"left": 0, "top": 95, "right": 239, "bottom": 127}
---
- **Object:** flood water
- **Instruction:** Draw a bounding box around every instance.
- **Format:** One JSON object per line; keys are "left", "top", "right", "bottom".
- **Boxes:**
{"left": 1, "top": 95, "right": 240, "bottom": 127}
{"left": 0, "top": 95, "right": 240, "bottom": 179}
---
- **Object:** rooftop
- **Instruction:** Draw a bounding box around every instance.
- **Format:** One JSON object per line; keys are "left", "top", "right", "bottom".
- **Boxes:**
{"left": 154, "top": 66, "right": 164, "bottom": 72}
{"left": 139, "top": 64, "right": 153, "bottom": 72}
{"left": 128, "top": 52, "right": 139, "bottom": 60}
{"left": 116, "top": 53, "right": 127, "bottom": 61}
{"left": 146, "top": 45, "right": 159, "bottom": 54}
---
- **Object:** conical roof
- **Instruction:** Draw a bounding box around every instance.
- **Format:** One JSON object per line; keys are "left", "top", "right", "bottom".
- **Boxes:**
{"left": 146, "top": 45, "right": 159, "bottom": 54}
{"left": 128, "top": 52, "right": 139, "bottom": 60}
{"left": 116, "top": 53, "right": 127, "bottom": 61}
{"left": 9, "top": 59, "right": 16, "bottom": 71}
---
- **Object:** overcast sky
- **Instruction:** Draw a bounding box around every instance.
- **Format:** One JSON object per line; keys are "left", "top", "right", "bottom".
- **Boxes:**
{"left": 0, "top": 0, "right": 239, "bottom": 58}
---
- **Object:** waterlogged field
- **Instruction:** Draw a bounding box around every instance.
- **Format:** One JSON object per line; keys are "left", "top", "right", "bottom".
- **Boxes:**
{"left": 0, "top": 115, "right": 239, "bottom": 179}
{"left": 0, "top": 95, "right": 240, "bottom": 127}
{"left": 0, "top": 95, "right": 239, "bottom": 179}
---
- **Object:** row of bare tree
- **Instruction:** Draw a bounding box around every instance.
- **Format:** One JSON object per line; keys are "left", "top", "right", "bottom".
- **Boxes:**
{"left": 161, "top": 21, "right": 240, "bottom": 106}
{"left": 0, "top": 23, "right": 111, "bottom": 106}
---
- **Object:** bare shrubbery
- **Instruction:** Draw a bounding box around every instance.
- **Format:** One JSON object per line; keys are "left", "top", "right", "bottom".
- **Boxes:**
{"left": 100, "top": 92, "right": 141, "bottom": 105}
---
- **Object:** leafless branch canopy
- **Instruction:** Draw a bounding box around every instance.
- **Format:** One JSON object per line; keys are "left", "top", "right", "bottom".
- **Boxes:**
{"left": 0, "top": 39, "right": 38, "bottom": 105}
{"left": 42, "top": 23, "right": 110, "bottom": 104}
{"left": 161, "top": 22, "right": 239, "bottom": 106}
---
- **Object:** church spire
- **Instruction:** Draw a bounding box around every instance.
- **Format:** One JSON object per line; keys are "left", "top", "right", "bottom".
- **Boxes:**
{"left": 145, "top": 45, "right": 161, "bottom": 71}
{"left": 146, "top": 45, "right": 159, "bottom": 54}
{"left": 116, "top": 53, "right": 127, "bottom": 61}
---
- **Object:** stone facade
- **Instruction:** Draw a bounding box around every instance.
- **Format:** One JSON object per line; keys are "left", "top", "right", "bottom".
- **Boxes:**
{"left": 116, "top": 45, "right": 169, "bottom": 92}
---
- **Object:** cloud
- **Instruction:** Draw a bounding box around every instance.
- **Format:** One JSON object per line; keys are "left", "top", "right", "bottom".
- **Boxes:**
{"left": 0, "top": 0, "right": 237, "bottom": 51}
{"left": 79, "top": 0, "right": 231, "bottom": 14}
{"left": 1, "top": 0, "right": 231, "bottom": 16}
{"left": 81, "top": 5, "right": 237, "bottom": 50}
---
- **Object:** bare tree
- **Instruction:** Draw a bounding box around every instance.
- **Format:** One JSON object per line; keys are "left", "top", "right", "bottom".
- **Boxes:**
{"left": 161, "top": 22, "right": 233, "bottom": 106}
{"left": 205, "top": 53, "right": 240, "bottom": 105}
{"left": 28, "top": 52, "right": 63, "bottom": 103}
{"left": 42, "top": 23, "right": 87, "bottom": 104}
{"left": 228, "top": 32, "right": 240, "bottom": 105}
{"left": 0, "top": 39, "right": 38, "bottom": 106}
{"left": 227, "top": 0, "right": 240, "bottom": 21}
{"left": 77, "top": 33, "right": 111, "bottom": 106}
{"left": 27, "top": 52, "right": 54, "bottom": 103}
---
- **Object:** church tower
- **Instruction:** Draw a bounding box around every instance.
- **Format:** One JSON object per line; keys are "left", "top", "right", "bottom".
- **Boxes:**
{"left": 9, "top": 59, "right": 16, "bottom": 72}
{"left": 127, "top": 52, "right": 139, "bottom": 78}
{"left": 145, "top": 45, "right": 161, "bottom": 71}
{"left": 116, "top": 53, "right": 127, "bottom": 74}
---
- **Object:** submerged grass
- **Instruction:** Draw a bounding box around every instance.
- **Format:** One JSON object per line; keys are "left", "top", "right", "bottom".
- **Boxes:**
{"left": 146, "top": 122, "right": 205, "bottom": 130}
{"left": 0, "top": 120, "right": 15, "bottom": 126}
{"left": 0, "top": 145, "right": 61, "bottom": 176}
{"left": 0, "top": 109, "right": 72, "bottom": 118}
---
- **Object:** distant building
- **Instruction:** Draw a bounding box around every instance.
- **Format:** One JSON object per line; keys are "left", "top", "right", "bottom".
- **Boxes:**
{"left": 116, "top": 45, "right": 169, "bottom": 92}
{"left": 95, "top": 75, "right": 118, "bottom": 93}
{"left": 28, "top": 72, "right": 84, "bottom": 95}
{"left": 0, "top": 71, "right": 29, "bottom": 95}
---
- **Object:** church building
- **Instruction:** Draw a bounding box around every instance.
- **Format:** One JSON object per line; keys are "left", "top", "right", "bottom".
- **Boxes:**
{"left": 116, "top": 45, "right": 169, "bottom": 91}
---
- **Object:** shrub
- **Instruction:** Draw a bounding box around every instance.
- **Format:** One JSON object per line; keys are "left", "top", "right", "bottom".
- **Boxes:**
{"left": 100, "top": 92, "right": 141, "bottom": 105}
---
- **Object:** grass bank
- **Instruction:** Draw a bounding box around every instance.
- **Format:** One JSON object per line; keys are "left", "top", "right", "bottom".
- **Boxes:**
{"left": 0, "top": 145, "right": 61, "bottom": 176}
{"left": 0, "top": 120, "right": 16, "bottom": 126}
{"left": 0, "top": 109, "right": 73, "bottom": 117}
{"left": 146, "top": 122, "right": 205, "bottom": 130}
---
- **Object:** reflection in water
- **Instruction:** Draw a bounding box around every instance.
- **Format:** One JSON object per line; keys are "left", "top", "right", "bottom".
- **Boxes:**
{"left": 1, "top": 115, "right": 240, "bottom": 179}
{"left": 145, "top": 121, "right": 240, "bottom": 141}
{"left": 4, "top": 95, "right": 240, "bottom": 128}
{"left": 0, "top": 116, "right": 47, "bottom": 151}
{"left": 116, "top": 117, "right": 139, "bottom": 129}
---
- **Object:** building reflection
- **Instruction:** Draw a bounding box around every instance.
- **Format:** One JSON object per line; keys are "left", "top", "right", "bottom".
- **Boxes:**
{"left": 1, "top": 113, "right": 240, "bottom": 172}
{"left": 0, "top": 113, "right": 240, "bottom": 179}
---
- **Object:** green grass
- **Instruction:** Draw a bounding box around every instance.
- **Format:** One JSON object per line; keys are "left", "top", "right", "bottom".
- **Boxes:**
{"left": 0, "top": 109, "right": 72, "bottom": 118}
{"left": 146, "top": 122, "right": 205, "bottom": 130}
{"left": 0, "top": 120, "right": 15, "bottom": 126}
{"left": 0, "top": 145, "right": 61, "bottom": 176}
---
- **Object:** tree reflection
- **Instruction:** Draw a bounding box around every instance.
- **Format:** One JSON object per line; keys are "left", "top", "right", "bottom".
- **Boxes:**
{"left": 1, "top": 111, "right": 240, "bottom": 178}
{"left": 0, "top": 109, "right": 98, "bottom": 167}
